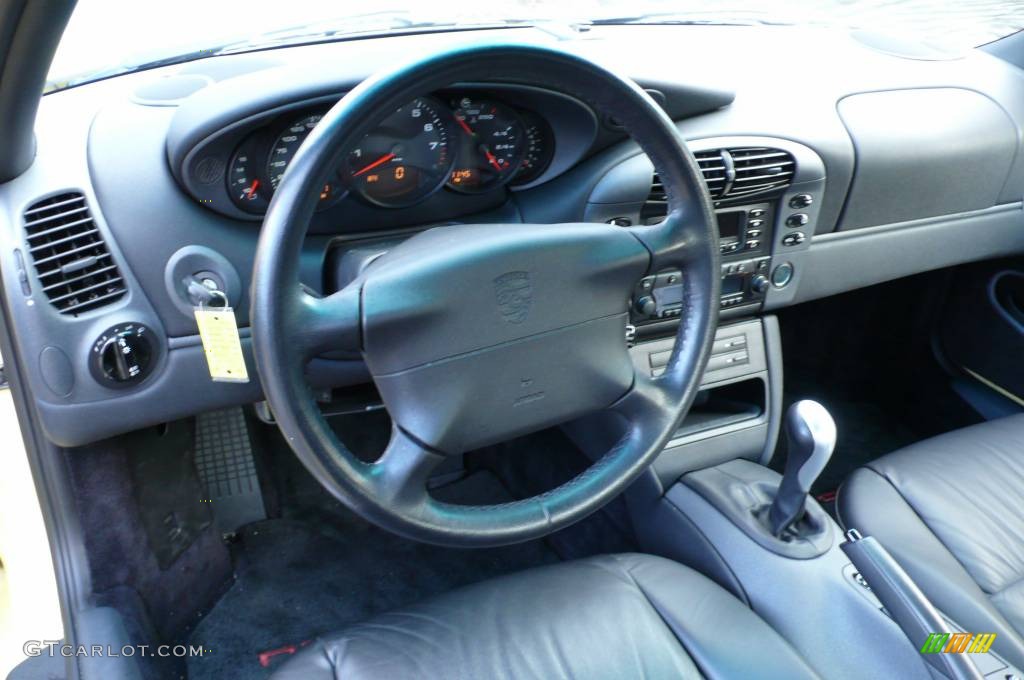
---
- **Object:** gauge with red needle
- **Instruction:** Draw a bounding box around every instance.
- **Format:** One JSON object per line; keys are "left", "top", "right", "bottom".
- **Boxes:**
{"left": 227, "top": 144, "right": 271, "bottom": 213}
{"left": 342, "top": 97, "right": 453, "bottom": 208}
{"left": 446, "top": 97, "right": 527, "bottom": 194}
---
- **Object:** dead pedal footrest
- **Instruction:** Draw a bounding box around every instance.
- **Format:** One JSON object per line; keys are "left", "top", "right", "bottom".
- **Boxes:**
{"left": 194, "top": 407, "right": 266, "bottom": 535}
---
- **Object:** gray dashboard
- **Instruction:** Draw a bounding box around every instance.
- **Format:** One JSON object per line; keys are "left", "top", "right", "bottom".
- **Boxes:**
{"left": 4, "top": 23, "right": 1024, "bottom": 447}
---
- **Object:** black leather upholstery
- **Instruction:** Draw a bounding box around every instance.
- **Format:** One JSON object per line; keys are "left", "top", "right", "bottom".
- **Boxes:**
{"left": 270, "top": 553, "right": 819, "bottom": 679}
{"left": 839, "top": 413, "right": 1024, "bottom": 669}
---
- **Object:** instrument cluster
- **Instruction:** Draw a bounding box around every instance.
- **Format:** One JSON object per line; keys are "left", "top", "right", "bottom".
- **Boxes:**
{"left": 226, "top": 93, "right": 554, "bottom": 214}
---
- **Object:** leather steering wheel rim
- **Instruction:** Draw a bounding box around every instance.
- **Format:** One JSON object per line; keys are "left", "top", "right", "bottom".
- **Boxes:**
{"left": 251, "top": 42, "right": 720, "bottom": 548}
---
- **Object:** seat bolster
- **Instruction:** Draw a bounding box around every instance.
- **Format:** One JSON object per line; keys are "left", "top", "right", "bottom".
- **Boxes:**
{"left": 839, "top": 467, "right": 1024, "bottom": 669}
{"left": 622, "top": 555, "right": 820, "bottom": 680}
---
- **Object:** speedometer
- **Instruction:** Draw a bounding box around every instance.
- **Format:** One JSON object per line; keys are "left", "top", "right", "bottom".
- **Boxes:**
{"left": 342, "top": 97, "right": 453, "bottom": 208}
{"left": 267, "top": 113, "right": 342, "bottom": 208}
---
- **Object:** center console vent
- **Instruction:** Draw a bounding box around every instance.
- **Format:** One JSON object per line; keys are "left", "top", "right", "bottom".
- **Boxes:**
{"left": 644, "top": 147, "right": 795, "bottom": 217}
{"left": 22, "top": 192, "right": 126, "bottom": 315}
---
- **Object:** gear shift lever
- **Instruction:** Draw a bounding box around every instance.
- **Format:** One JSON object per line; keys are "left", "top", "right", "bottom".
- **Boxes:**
{"left": 768, "top": 400, "right": 837, "bottom": 537}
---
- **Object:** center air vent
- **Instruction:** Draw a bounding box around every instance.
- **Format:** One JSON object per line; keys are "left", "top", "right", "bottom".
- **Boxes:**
{"left": 23, "top": 192, "right": 126, "bottom": 315}
{"left": 644, "top": 146, "right": 796, "bottom": 220}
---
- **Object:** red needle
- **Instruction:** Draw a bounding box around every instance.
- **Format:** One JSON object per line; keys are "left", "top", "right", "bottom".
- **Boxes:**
{"left": 246, "top": 179, "right": 260, "bottom": 196}
{"left": 483, "top": 147, "right": 503, "bottom": 173}
{"left": 455, "top": 116, "right": 475, "bottom": 136}
{"left": 353, "top": 152, "right": 396, "bottom": 177}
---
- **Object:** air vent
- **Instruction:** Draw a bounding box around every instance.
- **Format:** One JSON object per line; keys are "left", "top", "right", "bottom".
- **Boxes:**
{"left": 23, "top": 192, "right": 126, "bottom": 315}
{"left": 643, "top": 147, "right": 796, "bottom": 219}
{"left": 726, "top": 147, "right": 795, "bottom": 199}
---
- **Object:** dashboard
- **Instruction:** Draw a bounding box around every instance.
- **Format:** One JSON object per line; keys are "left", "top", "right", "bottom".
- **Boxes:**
{"left": 5, "top": 24, "right": 1024, "bottom": 448}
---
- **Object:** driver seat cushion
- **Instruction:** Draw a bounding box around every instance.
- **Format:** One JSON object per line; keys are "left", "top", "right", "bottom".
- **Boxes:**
{"left": 838, "top": 413, "right": 1024, "bottom": 670}
{"left": 270, "top": 553, "right": 819, "bottom": 679}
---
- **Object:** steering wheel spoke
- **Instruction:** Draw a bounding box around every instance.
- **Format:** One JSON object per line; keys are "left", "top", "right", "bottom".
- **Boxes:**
{"left": 369, "top": 426, "right": 446, "bottom": 507}
{"left": 628, "top": 211, "right": 706, "bottom": 273}
{"left": 291, "top": 285, "right": 361, "bottom": 359}
{"left": 611, "top": 369, "right": 679, "bottom": 441}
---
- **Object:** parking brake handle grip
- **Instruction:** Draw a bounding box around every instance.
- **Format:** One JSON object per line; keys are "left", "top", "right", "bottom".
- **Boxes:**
{"left": 842, "top": 529, "right": 983, "bottom": 680}
{"left": 768, "top": 400, "right": 836, "bottom": 537}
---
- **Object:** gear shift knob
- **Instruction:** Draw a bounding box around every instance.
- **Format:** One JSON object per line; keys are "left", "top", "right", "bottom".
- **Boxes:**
{"left": 768, "top": 400, "right": 837, "bottom": 537}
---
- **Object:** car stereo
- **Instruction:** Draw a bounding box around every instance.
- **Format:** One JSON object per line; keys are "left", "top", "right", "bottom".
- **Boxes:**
{"left": 716, "top": 201, "right": 773, "bottom": 258}
{"left": 630, "top": 201, "right": 775, "bottom": 325}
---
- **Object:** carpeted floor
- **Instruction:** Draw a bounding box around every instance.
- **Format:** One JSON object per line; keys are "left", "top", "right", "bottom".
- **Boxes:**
{"left": 186, "top": 471, "right": 558, "bottom": 680}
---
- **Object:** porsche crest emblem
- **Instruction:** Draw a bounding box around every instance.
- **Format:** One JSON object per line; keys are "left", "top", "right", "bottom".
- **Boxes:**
{"left": 493, "top": 271, "right": 532, "bottom": 324}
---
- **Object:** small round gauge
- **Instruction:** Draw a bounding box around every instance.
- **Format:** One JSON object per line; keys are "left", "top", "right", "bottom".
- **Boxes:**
{"left": 512, "top": 112, "right": 554, "bottom": 186}
{"left": 342, "top": 97, "right": 453, "bottom": 208}
{"left": 227, "top": 145, "right": 270, "bottom": 213}
{"left": 267, "top": 113, "right": 342, "bottom": 209}
{"left": 446, "top": 97, "right": 526, "bottom": 193}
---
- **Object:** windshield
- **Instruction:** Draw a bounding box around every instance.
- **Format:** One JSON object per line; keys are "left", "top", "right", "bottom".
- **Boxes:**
{"left": 48, "top": 0, "right": 1024, "bottom": 92}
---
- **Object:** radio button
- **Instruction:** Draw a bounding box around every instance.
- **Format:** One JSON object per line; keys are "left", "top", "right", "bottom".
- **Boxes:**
{"left": 746, "top": 240, "right": 760, "bottom": 250}
{"left": 749, "top": 209, "right": 766, "bottom": 218}
{"left": 746, "top": 229, "right": 762, "bottom": 238}
{"left": 747, "top": 219, "right": 764, "bottom": 229}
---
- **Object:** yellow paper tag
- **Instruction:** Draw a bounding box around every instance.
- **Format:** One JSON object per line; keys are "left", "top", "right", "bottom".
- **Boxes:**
{"left": 194, "top": 307, "right": 249, "bottom": 383}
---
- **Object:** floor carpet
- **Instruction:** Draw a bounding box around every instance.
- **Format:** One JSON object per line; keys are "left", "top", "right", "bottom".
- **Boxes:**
{"left": 186, "top": 471, "right": 558, "bottom": 680}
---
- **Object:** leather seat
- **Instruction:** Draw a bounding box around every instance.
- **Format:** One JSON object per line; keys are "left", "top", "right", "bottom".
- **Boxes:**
{"left": 839, "top": 413, "right": 1024, "bottom": 669}
{"left": 270, "top": 553, "right": 818, "bottom": 679}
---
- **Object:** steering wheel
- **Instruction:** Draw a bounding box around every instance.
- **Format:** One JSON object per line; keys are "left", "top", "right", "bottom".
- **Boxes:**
{"left": 251, "top": 42, "right": 720, "bottom": 547}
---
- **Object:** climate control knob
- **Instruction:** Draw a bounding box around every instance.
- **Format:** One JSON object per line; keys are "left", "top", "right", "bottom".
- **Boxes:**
{"left": 90, "top": 323, "right": 155, "bottom": 387}
{"left": 750, "top": 274, "right": 770, "bottom": 294}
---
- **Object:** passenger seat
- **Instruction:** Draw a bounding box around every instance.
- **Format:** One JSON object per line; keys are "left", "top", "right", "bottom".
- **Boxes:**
{"left": 839, "top": 413, "right": 1024, "bottom": 669}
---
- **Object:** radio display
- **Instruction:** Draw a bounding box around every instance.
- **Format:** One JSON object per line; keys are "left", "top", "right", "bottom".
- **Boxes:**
{"left": 722, "top": 274, "right": 744, "bottom": 296}
{"left": 716, "top": 210, "right": 744, "bottom": 241}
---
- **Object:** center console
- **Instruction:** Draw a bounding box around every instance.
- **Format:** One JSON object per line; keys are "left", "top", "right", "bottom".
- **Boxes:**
{"left": 629, "top": 202, "right": 775, "bottom": 327}
{"left": 627, "top": 405, "right": 1022, "bottom": 680}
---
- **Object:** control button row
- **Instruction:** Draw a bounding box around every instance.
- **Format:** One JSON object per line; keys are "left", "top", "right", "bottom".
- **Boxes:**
{"left": 707, "top": 350, "right": 749, "bottom": 372}
{"left": 712, "top": 335, "right": 747, "bottom": 354}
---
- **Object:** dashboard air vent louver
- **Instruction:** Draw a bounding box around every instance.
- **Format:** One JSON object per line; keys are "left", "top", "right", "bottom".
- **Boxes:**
{"left": 726, "top": 147, "right": 795, "bottom": 199}
{"left": 643, "top": 147, "right": 795, "bottom": 219}
{"left": 22, "top": 192, "right": 126, "bottom": 315}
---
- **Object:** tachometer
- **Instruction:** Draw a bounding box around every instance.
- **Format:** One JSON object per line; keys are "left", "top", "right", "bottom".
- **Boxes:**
{"left": 446, "top": 97, "right": 526, "bottom": 193}
{"left": 342, "top": 97, "right": 453, "bottom": 208}
{"left": 267, "top": 113, "right": 342, "bottom": 209}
